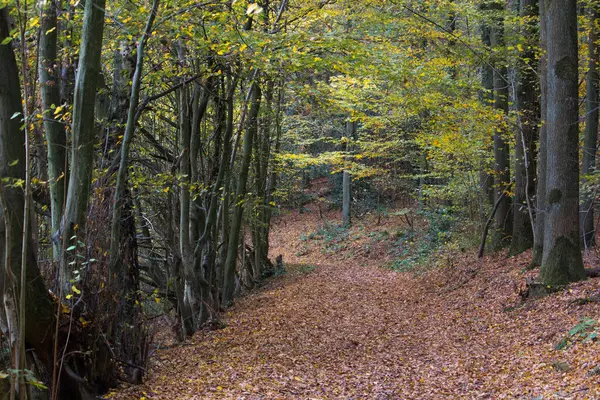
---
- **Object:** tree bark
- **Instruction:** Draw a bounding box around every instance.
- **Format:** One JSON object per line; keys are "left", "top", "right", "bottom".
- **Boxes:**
{"left": 0, "top": 6, "right": 54, "bottom": 394}
{"left": 39, "top": 0, "right": 67, "bottom": 261}
{"left": 531, "top": 0, "right": 547, "bottom": 267}
{"left": 510, "top": 0, "right": 539, "bottom": 255}
{"left": 222, "top": 82, "right": 261, "bottom": 307}
{"left": 490, "top": 1, "right": 512, "bottom": 247}
{"left": 480, "top": 10, "right": 495, "bottom": 208}
{"left": 110, "top": 0, "right": 160, "bottom": 272}
{"left": 539, "top": 0, "right": 586, "bottom": 285}
{"left": 62, "top": 0, "right": 106, "bottom": 286}
{"left": 342, "top": 120, "right": 356, "bottom": 228}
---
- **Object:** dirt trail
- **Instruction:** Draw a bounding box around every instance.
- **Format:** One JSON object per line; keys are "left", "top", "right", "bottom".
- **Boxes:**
{"left": 112, "top": 210, "right": 600, "bottom": 399}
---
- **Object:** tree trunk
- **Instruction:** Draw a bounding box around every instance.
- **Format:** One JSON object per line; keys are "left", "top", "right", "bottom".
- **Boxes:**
{"left": 490, "top": 1, "right": 512, "bottom": 247}
{"left": 510, "top": 0, "right": 539, "bottom": 255}
{"left": 62, "top": 0, "right": 106, "bottom": 286}
{"left": 39, "top": 0, "right": 67, "bottom": 261}
{"left": 539, "top": 0, "right": 586, "bottom": 285}
{"left": 531, "top": 0, "right": 547, "bottom": 267}
{"left": 110, "top": 0, "right": 160, "bottom": 272}
{"left": 342, "top": 120, "right": 356, "bottom": 228}
{"left": 480, "top": 11, "right": 495, "bottom": 208}
{"left": 0, "top": 6, "right": 54, "bottom": 395}
{"left": 222, "top": 82, "right": 261, "bottom": 307}
{"left": 581, "top": 4, "right": 600, "bottom": 249}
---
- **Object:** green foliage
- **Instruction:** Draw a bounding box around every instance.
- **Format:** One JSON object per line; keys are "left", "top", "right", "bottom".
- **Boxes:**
{"left": 388, "top": 207, "right": 456, "bottom": 272}
{"left": 286, "top": 264, "right": 318, "bottom": 275}
{"left": 555, "top": 318, "right": 598, "bottom": 350}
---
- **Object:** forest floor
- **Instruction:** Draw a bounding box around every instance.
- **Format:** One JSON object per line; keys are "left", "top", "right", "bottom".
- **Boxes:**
{"left": 110, "top": 200, "right": 600, "bottom": 399}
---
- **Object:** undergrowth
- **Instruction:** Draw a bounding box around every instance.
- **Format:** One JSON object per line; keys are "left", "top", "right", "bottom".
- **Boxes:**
{"left": 555, "top": 318, "right": 598, "bottom": 350}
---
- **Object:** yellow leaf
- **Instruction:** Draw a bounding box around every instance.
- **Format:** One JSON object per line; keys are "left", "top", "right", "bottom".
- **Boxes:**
{"left": 54, "top": 105, "right": 63, "bottom": 115}
{"left": 72, "top": 285, "right": 81, "bottom": 294}
{"left": 246, "top": 3, "right": 263, "bottom": 15}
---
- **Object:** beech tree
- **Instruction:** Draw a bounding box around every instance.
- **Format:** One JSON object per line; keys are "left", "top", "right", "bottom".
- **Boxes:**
{"left": 539, "top": 0, "right": 586, "bottom": 285}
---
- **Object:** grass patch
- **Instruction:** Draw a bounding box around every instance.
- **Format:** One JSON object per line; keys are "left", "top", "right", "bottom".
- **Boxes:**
{"left": 285, "top": 263, "right": 319, "bottom": 276}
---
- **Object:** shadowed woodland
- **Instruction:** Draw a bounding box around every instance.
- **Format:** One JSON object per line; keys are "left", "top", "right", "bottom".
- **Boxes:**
{"left": 0, "top": 0, "right": 600, "bottom": 398}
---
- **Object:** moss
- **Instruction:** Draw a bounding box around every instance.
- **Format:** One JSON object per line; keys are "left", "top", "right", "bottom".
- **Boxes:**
{"left": 548, "top": 188, "right": 562, "bottom": 205}
{"left": 540, "top": 236, "right": 586, "bottom": 285}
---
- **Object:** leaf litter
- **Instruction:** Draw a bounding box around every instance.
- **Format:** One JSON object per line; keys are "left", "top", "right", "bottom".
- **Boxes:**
{"left": 110, "top": 205, "right": 600, "bottom": 399}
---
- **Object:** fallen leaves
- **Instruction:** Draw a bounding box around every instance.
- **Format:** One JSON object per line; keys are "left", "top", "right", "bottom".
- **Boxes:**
{"left": 111, "top": 206, "right": 600, "bottom": 399}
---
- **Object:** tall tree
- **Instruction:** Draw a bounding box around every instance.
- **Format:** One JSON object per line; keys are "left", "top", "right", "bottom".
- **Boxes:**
{"left": 223, "top": 82, "right": 261, "bottom": 306}
{"left": 581, "top": 3, "right": 600, "bottom": 249}
{"left": 510, "top": 0, "right": 539, "bottom": 255}
{"left": 539, "top": 0, "right": 586, "bottom": 285}
{"left": 342, "top": 120, "right": 356, "bottom": 227}
{"left": 531, "top": 0, "right": 547, "bottom": 267}
{"left": 0, "top": 6, "right": 54, "bottom": 396}
{"left": 39, "top": 0, "right": 67, "bottom": 261}
{"left": 489, "top": 0, "right": 512, "bottom": 247}
{"left": 62, "top": 0, "right": 106, "bottom": 284}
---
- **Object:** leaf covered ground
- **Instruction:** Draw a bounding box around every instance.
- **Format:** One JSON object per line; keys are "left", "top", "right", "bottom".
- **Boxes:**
{"left": 111, "top": 206, "right": 600, "bottom": 399}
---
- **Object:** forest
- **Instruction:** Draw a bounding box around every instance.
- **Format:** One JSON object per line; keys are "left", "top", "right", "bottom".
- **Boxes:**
{"left": 1, "top": 0, "right": 600, "bottom": 398}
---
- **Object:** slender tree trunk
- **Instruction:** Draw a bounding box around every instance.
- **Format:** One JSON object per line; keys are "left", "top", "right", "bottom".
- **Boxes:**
{"left": 490, "top": 1, "right": 512, "bottom": 247}
{"left": 264, "top": 83, "right": 284, "bottom": 233}
{"left": 581, "top": 4, "right": 600, "bottom": 249}
{"left": 109, "top": 0, "right": 160, "bottom": 272}
{"left": 62, "top": 0, "right": 106, "bottom": 285}
{"left": 531, "top": 0, "right": 547, "bottom": 267}
{"left": 342, "top": 120, "right": 356, "bottom": 228}
{"left": 0, "top": 6, "right": 54, "bottom": 394}
{"left": 539, "top": 0, "right": 586, "bottom": 285}
{"left": 480, "top": 9, "right": 495, "bottom": 207}
{"left": 510, "top": 0, "right": 539, "bottom": 255}
{"left": 222, "top": 82, "right": 261, "bottom": 307}
{"left": 39, "top": 0, "right": 67, "bottom": 261}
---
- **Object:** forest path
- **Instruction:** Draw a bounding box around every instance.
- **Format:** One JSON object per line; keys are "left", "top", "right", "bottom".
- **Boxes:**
{"left": 112, "top": 209, "right": 600, "bottom": 399}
